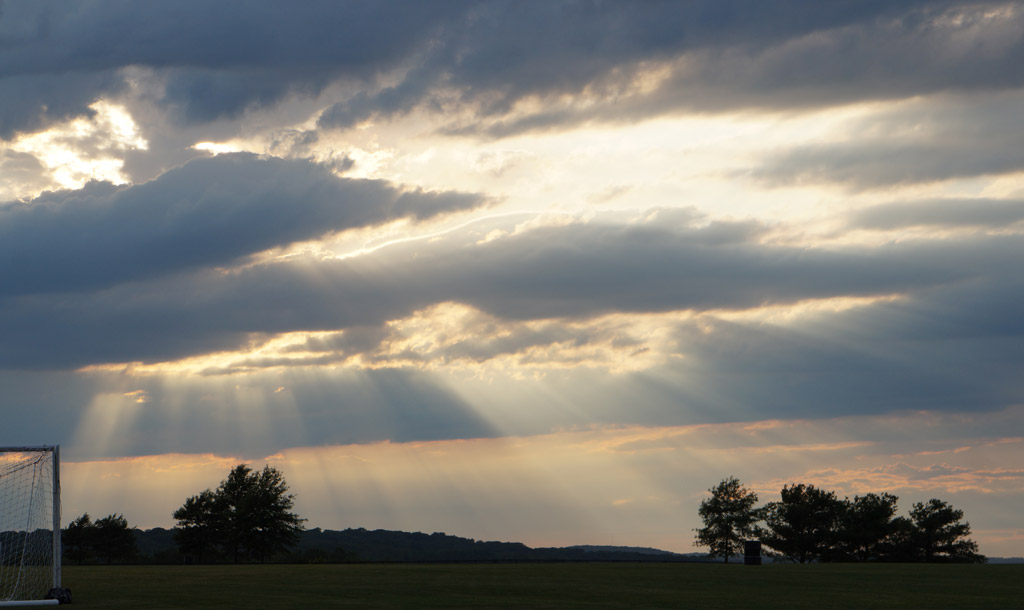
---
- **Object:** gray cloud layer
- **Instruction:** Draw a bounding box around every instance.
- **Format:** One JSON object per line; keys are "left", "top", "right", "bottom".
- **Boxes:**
{"left": 0, "top": 367, "right": 496, "bottom": 458}
{"left": 2, "top": 216, "right": 1019, "bottom": 369}
{"left": 3, "top": 1, "right": 1020, "bottom": 138}
{"left": 671, "top": 279, "right": 1024, "bottom": 419}
{"left": 9, "top": 266, "right": 1022, "bottom": 458}
{"left": 752, "top": 91, "right": 1024, "bottom": 189}
{"left": 3, "top": 0, "right": 1023, "bottom": 456}
{"left": 0, "top": 153, "right": 484, "bottom": 296}
{"left": 850, "top": 198, "right": 1024, "bottom": 230}
{"left": 0, "top": 0, "right": 468, "bottom": 135}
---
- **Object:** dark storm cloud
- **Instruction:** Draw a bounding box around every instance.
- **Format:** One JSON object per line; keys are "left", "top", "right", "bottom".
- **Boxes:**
{"left": 663, "top": 275, "right": 1024, "bottom": 420}
{"left": 321, "top": 0, "right": 1024, "bottom": 135}
{"left": 0, "top": 153, "right": 485, "bottom": 297}
{"left": 429, "top": 223, "right": 956, "bottom": 320}
{"left": 0, "top": 369, "right": 102, "bottom": 447}
{"left": 850, "top": 198, "right": 1024, "bottom": 230}
{"left": 2, "top": 218, "right": 1019, "bottom": 369}
{"left": 0, "top": 71, "right": 127, "bottom": 138}
{"left": 0, "top": 0, "right": 469, "bottom": 136}
{"left": 3, "top": 1, "right": 1020, "bottom": 138}
{"left": 484, "top": 275, "right": 1024, "bottom": 432}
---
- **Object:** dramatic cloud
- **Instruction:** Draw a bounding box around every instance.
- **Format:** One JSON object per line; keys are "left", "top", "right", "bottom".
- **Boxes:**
{"left": 751, "top": 91, "right": 1024, "bottom": 189}
{"left": 667, "top": 281, "right": 1024, "bottom": 419}
{"left": 4, "top": 1, "right": 1022, "bottom": 139}
{"left": 322, "top": 1, "right": 1024, "bottom": 135}
{"left": 0, "top": 70, "right": 127, "bottom": 140}
{"left": 0, "top": 153, "right": 485, "bottom": 296}
{"left": 3, "top": 216, "right": 1023, "bottom": 375}
{"left": 2, "top": 0, "right": 1021, "bottom": 557}
{"left": 0, "top": 0, "right": 468, "bottom": 135}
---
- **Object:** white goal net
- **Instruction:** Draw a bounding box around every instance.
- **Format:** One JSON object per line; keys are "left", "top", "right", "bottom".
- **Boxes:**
{"left": 0, "top": 447, "right": 61, "bottom": 605}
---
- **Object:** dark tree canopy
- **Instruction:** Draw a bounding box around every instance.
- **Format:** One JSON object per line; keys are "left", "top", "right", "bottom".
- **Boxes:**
{"left": 696, "top": 478, "right": 986, "bottom": 564}
{"left": 173, "top": 463, "right": 306, "bottom": 563}
{"left": 62, "top": 513, "right": 94, "bottom": 564}
{"left": 694, "top": 476, "right": 760, "bottom": 563}
{"left": 172, "top": 489, "right": 221, "bottom": 564}
{"left": 907, "top": 498, "right": 984, "bottom": 563}
{"left": 62, "top": 513, "right": 138, "bottom": 564}
{"left": 759, "top": 483, "right": 844, "bottom": 563}
{"left": 835, "top": 492, "right": 900, "bottom": 562}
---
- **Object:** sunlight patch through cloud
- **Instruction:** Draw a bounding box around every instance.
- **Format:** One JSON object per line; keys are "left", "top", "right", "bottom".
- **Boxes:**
{"left": 5, "top": 100, "right": 147, "bottom": 196}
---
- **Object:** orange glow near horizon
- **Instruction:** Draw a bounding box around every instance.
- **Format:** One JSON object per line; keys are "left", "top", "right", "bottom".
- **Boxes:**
{"left": 60, "top": 408, "right": 1024, "bottom": 556}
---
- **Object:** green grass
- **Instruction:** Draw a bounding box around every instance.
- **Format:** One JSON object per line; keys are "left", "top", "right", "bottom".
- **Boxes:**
{"left": 62, "top": 563, "right": 1023, "bottom": 609}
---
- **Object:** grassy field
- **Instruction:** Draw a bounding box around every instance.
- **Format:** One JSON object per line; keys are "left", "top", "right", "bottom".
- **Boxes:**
{"left": 61, "top": 562, "right": 1023, "bottom": 609}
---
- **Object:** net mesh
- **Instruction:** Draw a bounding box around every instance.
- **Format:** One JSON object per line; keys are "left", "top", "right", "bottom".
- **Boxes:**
{"left": 0, "top": 450, "right": 55, "bottom": 602}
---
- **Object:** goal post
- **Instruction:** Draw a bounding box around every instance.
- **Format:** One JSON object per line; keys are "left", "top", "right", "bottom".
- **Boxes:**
{"left": 0, "top": 446, "right": 67, "bottom": 606}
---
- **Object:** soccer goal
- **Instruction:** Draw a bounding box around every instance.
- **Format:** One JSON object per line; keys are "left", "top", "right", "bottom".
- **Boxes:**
{"left": 0, "top": 447, "right": 67, "bottom": 606}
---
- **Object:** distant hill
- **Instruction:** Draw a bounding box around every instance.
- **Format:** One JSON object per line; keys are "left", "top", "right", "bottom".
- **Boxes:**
{"left": 567, "top": 545, "right": 685, "bottom": 556}
{"left": 290, "top": 528, "right": 711, "bottom": 563}
{"left": 130, "top": 526, "right": 713, "bottom": 563}
{"left": 987, "top": 557, "right": 1024, "bottom": 564}
{"left": 120, "top": 528, "right": 1024, "bottom": 564}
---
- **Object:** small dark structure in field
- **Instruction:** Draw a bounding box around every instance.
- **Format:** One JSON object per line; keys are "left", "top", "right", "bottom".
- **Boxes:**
{"left": 744, "top": 540, "right": 761, "bottom": 565}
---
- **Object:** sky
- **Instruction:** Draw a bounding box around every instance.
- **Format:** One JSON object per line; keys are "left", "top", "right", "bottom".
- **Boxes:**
{"left": 1, "top": 0, "right": 1022, "bottom": 557}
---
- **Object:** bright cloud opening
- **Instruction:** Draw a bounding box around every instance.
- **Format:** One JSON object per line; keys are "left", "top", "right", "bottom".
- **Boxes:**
{"left": 6, "top": 100, "right": 147, "bottom": 196}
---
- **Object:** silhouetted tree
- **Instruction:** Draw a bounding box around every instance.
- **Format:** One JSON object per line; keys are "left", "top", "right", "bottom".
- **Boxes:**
{"left": 834, "top": 492, "right": 900, "bottom": 562}
{"left": 62, "top": 513, "right": 138, "bottom": 564}
{"left": 237, "top": 465, "right": 307, "bottom": 563}
{"left": 93, "top": 514, "right": 138, "bottom": 563}
{"left": 172, "top": 489, "right": 222, "bottom": 563}
{"left": 884, "top": 515, "right": 919, "bottom": 562}
{"left": 907, "top": 499, "right": 985, "bottom": 563}
{"left": 697, "top": 477, "right": 988, "bottom": 563}
{"left": 760, "top": 483, "right": 843, "bottom": 563}
{"left": 694, "top": 476, "right": 760, "bottom": 563}
{"left": 62, "top": 513, "right": 95, "bottom": 564}
{"left": 173, "top": 463, "right": 305, "bottom": 563}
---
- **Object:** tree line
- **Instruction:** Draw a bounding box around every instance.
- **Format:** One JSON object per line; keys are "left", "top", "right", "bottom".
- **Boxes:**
{"left": 61, "top": 468, "right": 988, "bottom": 565}
{"left": 63, "top": 463, "right": 305, "bottom": 565}
{"left": 695, "top": 477, "right": 985, "bottom": 563}
{"left": 63, "top": 513, "right": 138, "bottom": 564}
